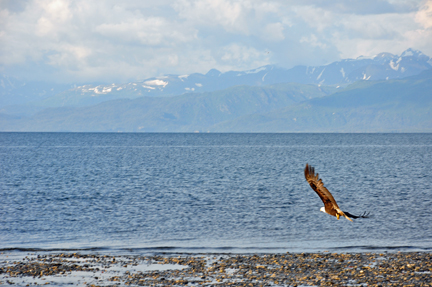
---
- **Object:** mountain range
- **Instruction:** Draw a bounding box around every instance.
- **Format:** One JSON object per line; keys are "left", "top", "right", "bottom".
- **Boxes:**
{"left": 212, "top": 69, "right": 432, "bottom": 132}
{"left": 0, "top": 48, "right": 431, "bottom": 132}
{"left": 43, "top": 48, "right": 430, "bottom": 107}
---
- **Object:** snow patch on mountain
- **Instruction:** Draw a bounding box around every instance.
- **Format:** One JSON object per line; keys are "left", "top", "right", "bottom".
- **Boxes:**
{"left": 144, "top": 80, "right": 168, "bottom": 87}
{"left": 245, "top": 67, "right": 268, "bottom": 74}
{"left": 389, "top": 60, "right": 399, "bottom": 71}
{"left": 356, "top": 55, "right": 373, "bottom": 60}
{"left": 362, "top": 73, "right": 371, "bottom": 80}
{"left": 306, "top": 67, "right": 316, "bottom": 74}
{"left": 316, "top": 68, "right": 325, "bottom": 80}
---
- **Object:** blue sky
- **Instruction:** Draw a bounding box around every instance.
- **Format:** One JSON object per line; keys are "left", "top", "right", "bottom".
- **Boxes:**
{"left": 1, "top": 0, "right": 431, "bottom": 83}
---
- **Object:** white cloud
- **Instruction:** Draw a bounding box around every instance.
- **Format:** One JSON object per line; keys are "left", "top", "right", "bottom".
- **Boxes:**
{"left": 173, "top": 0, "right": 247, "bottom": 32}
{"left": 261, "top": 22, "right": 285, "bottom": 41}
{"left": 293, "top": 2, "right": 430, "bottom": 59}
{"left": 38, "top": 0, "right": 72, "bottom": 22}
{"left": 220, "top": 43, "right": 268, "bottom": 66}
{"left": 0, "top": 0, "right": 430, "bottom": 84}
{"left": 34, "top": 0, "right": 73, "bottom": 37}
{"left": 300, "top": 34, "right": 327, "bottom": 49}
{"left": 415, "top": 0, "right": 432, "bottom": 28}
{"left": 293, "top": 5, "right": 335, "bottom": 33}
{"left": 46, "top": 44, "right": 91, "bottom": 69}
{"left": 173, "top": 0, "right": 287, "bottom": 37}
{"left": 94, "top": 17, "right": 194, "bottom": 46}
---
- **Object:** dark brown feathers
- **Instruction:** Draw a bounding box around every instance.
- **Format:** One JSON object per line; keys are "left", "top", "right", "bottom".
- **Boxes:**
{"left": 304, "top": 163, "right": 352, "bottom": 221}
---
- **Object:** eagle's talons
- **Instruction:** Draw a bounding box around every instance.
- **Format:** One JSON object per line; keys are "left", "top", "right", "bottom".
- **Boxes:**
{"left": 336, "top": 214, "right": 340, "bottom": 220}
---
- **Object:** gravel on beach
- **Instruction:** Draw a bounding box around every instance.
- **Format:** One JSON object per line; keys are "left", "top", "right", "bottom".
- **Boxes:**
{"left": 1, "top": 252, "right": 431, "bottom": 286}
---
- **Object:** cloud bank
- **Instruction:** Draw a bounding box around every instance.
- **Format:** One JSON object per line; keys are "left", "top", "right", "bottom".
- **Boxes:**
{"left": 0, "top": 0, "right": 431, "bottom": 83}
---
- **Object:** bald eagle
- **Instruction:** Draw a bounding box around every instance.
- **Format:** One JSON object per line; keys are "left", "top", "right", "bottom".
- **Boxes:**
{"left": 304, "top": 164, "right": 369, "bottom": 221}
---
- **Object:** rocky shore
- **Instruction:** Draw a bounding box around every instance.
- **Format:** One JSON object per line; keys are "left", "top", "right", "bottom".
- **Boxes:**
{"left": 1, "top": 252, "right": 431, "bottom": 286}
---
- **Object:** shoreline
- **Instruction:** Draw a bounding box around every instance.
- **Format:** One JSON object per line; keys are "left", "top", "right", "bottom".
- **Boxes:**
{"left": 1, "top": 252, "right": 431, "bottom": 286}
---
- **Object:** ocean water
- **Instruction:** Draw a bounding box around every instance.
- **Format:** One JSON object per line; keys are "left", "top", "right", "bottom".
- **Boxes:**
{"left": 1, "top": 133, "right": 431, "bottom": 254}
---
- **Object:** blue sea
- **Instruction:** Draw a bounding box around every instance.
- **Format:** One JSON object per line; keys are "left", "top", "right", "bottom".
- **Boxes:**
{"left": 1, "top": 133, "right": 431, "bottom": 254}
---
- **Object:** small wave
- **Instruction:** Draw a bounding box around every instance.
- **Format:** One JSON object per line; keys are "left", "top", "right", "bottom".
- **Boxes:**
{"left": 0, "top": 247, "right": 109, "bottom": 252}
{"left": 2, "top": 245, "right": 431, "bottom": 255}
{"left": 329, "top": 245, "right": 432, "bottom": 252}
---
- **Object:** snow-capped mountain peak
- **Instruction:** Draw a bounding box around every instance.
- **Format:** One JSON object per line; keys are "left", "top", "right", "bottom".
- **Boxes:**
{"left": 1, "top": 49, "right": 430, "bottom": 108}
{"left": 401, "top": 48, "right": 425, "bottom": 58}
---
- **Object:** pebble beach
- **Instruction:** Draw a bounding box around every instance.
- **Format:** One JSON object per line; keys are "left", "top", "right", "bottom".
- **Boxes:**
{"left": 1, "top": 252, "right": 431, "bottom": 286}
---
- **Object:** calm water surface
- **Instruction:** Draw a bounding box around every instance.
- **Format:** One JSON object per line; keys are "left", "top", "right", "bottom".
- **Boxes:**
{"left": 1, "top": 133, "right": 431, "bottom": 254}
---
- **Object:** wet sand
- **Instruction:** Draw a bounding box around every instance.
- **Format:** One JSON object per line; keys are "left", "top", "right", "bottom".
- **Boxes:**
{"left": 1, "top": 252, "right": 431, "bottom": 286}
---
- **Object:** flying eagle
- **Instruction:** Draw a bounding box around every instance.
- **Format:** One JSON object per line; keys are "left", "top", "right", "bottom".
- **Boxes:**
{"left": 304, "top": 163, "right": 369, "bottom": 221}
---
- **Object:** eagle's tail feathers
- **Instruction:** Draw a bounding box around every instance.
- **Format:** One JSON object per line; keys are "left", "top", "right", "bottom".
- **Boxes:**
{"left": 344, "top": 211, "right": 370, "bottom": 219}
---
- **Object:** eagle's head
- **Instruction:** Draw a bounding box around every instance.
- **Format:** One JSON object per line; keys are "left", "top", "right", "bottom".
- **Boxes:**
{"left": 320, "top": 206, "right": 326, "bottom": 214}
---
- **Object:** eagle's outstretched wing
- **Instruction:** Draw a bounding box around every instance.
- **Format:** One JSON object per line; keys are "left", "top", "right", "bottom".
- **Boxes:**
{"left": 304, "top": 163, "right": 352, "bottom": 221}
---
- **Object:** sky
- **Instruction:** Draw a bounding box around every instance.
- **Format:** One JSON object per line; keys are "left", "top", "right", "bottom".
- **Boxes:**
{"left": 1, "top": 0, "right": 432, "bottom": 84}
